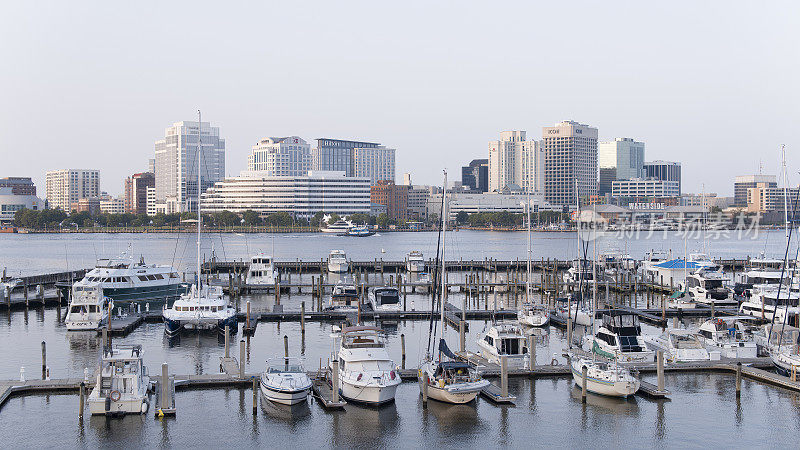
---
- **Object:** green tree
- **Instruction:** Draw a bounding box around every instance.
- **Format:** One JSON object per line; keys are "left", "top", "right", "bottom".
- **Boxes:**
{"left": 455, "top": 211, "right": 468, "bottom": 224}
{"left": 242, "top": 210, "right": 262, "bottom": 226}
{"left": 327, "top": 213, "right": 341, "bottom": 224}
{"left": 377, "top": 213, "right": 389, "bottom": 229}
{"left": 310, "top": 211, "right": 326, "bottom": 227}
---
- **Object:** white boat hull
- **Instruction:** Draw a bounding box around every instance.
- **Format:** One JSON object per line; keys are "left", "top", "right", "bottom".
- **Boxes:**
{"left": 328, "top": 262, "right": 349, "bottom": 273}
{"left": 518, "top": 314, "right": 549, "bottom": 328}
{"left": 260, "top": 384, "right": 310, "bottom": 405}
{"left": 419, "top": 380, "right": 480, "bottom": 404}
{"left": 340, "top": 381, "right": 398, "bottom": 405}
{"left": 88, "top": 396, "right": 148, "bottom": 415}
{"left": 571, "top": 367, "right": 639, "bottom": 397}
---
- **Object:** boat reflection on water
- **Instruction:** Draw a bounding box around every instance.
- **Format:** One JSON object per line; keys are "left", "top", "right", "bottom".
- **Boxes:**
{"left": 66, "top": 330, "right": 102, "bottom": 352}
{"left": 421, "top": 397, "right": 482, "bottom": 433}
{"left": 162, "top": 329, "right": 233, "bottom": 349}
{"left": 260, "top": 393, "right": 312, "bottom": 422}
{"left": 329, "top": 401, "right": 400, "bottom": 444}
{"left": 569, "top": 385, "right": 640, "bottom": 415}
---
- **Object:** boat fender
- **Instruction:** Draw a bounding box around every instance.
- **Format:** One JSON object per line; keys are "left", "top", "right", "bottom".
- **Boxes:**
{"left": 109, "top": 390, "right": 121, "bottom": 402}
{"left": 439, "top": 379, "right": 445, "bottom": 388}
{"left": 141, "top": 400, "right": 149, "bottom": 414}
{"left": 551, "top": 358, "right": 558, "bottom": 366}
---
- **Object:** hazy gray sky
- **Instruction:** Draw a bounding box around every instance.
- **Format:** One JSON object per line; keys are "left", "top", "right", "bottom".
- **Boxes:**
{"left": 2, "top": 1, "right": 798, "bottom": 197}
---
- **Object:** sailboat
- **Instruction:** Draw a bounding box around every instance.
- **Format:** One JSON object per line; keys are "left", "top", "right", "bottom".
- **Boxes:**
{"left": 163, "top": 111, "right": 237, "bottom": 336}
{"left": 517, "top": 192, "right": 549, "bottom": 328}
{"left": 418, "top": 170, "right": 489, "bottom": 404}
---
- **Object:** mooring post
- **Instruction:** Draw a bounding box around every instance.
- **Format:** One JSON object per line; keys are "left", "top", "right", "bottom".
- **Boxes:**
{"left": 332, "top": 360, "right": 340, "bottom": 403}
{"left": 459, "top": 320, "right": 465, "bottom": 353}
{"left": 246, "top": 300, "right": 251, "bottom": 330}
{"left": 401, "top": 333, "right": 406, "bottom": 370}
{"left": 736, "top": 362, "right": 742, "bottom": 397}
{"left": 252, "top": 376, "right": 258, "bottom": 414}
{"left": 301, "top": 301, "right": 306, "bottom": 334}
{"left": 422, "top": 372, "right": 429, "bottom": 405}
{"left": 527, "top": 335, "right": 535, "bottom": 371}
{"left": 161, "top": 362, "right": 170, "bottom": 409}
{"left": 657, "top": 350, "right": 665, "bottom": 391}
{"left": 275, "top": 282, "right": 281, "bottom": 305}
{"left": 79, "top": 381, "right": 85, "bottom": 419}
{"left": 284, "top": 334, "right": 289, "bottom": 364}
{"left": 239, "top": 340, "right": 246, "bottom": 378}
{"left": 41, "top": 341, "right": 46, "bottom": 380}
{"left": 224, "top": 325, "right": 230, "bottom": 358}
{"left": 567, "top": 314, "right": 573, "bottom": 349}
{"left": 501, "top": 355, "right": 509, "bottom": 398}
{"left": 581, "top": 365, "right": 588, "bottom": 402}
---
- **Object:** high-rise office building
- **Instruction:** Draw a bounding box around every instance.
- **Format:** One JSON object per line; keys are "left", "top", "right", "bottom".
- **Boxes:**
{"left": 488, "top": 131, "right": 543, "bottom": 194}
{"left": 541, "top": 120, "right": 598, "bottom": 206}
{"left": 247, "top": 136, "right": 311, "bottom": 176}
{"left": 154, "top": 120, "right": 225, "bottom": 213}
{"left": 124, "top": 172, "right": 155, "bottom": 215}
{"left": 644, "top": 161, "right": 682, "bottom": 195}
{"left": 370, "top": 180, "right": 408, "bottom": 221}
{"left": 312, "top": 138, "right": 380, "bottom": 177}
{"left": 598, "top": 138, "right": 645, "bottom": 180}
{"left": 353, "top": 146, "right": 396, "bottom": 184}
{"left": 45, "top": 169, "right": 100, "bottom": 211}
{"left": 734, "top": 174, "right": 776, "bottom": 207}
{"left": 461, "top": 159, "right": 489, "bottom": 193}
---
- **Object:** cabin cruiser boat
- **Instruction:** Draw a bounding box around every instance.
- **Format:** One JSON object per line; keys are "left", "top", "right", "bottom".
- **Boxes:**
{"left": 162, "top": 284, "right": 237, "bottom": 336}
{"left": 71, "top": 252, "right": 187, "bottom": 303}
{"left": 369, "top": 286, "right": 401, "bottom": 312}
{"left": 321, "top": 219, "right": 353, "bottom": 233}
{"left": 686, "top": 270, "right": 735, "bottom": 306}
{"left": 569, "top": 355, "right": 640, "bottom": 397}
{"left": 326, "top": 279, "right": 360, "bottom": 311}
{"left": 687, "top": 252, "right": 721, "bottom": 272}
{"left": 667, "top": 290, "right": 696, "bottom": 310}
{"left": 330, "top": 326, "right": 401, "bottom": 405}
{"left": 696, "top": 317, "right": 757, "bottom": 358}
{"left": 89, "top": 345, "right": 150, "bottom": 416}
{"left": 246, "top": 253, "right": 277, "bottom": 289}
{"left": 327, "top": 250, "right": 349, "bottom": 273}
{"left": 555, "top": 295, "right": 592, "bottom": 326}
{"left": 753, "top": 323, "right": 800, "bottom": 357}
{"left": 476, "top": 322, "right": 530, "bottom": 369}
{"left": 406, "top": 251, "right": 426, "bottom": 273}
{"left": 584, "top": 312, "right": 654, "bottom": 363}
{"left": 563, "top": 260, "right": 594, "bottom": 285}
{"left": 260, "top": 357, "right": 312, "bottom": 405}
{"left": 644, "top": 329, "right": 709, "bottom": 362}
{"left": 65, "top": 285, "right": 113, "bottom": 331}
{"left": 739, "top": 286, "right": 800, "bottom": 322}
{"left": 517, "top": 302, "right": 549, "bottom": 327}
{"left": 734, "top": 256, "right": 787, "bottom": 296}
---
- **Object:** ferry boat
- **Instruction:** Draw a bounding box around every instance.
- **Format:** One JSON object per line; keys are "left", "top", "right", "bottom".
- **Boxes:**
{"left": 644, "top": 329, "right": 709, "bottom": 362}
{"left": 65, "top": 285, "right": 113, "bottom": 331}
{"left": 246, "top": 253, "right": 277, "bottom": 289}
{"left": 321, "top": 220, "right": 353, "bottom": 234}
{"left": 569, "top": 355, "right": 640, "bottom": 398}
{"left": 260, "top": 357, "right": 312, "bottom": 405}
{"left": 330, "top": 326, "right": 401, "bottom": 405}
{"left": 326, "top": 279, "right": 360, "bottom": 311}
{"left": 369, "top": 286, "right": 401, "bottom": 312}
{"left": 343, "top": 225, "right": 374, "bottom": 237}
{"left": 585, "top": 312, "right": 654, "bottom": 363}
{"left": 476, "top": 322, "right": 530, "bottom": 369}
{"left": 70, "top": 252, "right": 188, "bottom": 303}
{"left": 89, "top": 345, "right": 150, "bottom": 416}
{"left": 696, "top": 317, "right": 757, "bottom": 358}
{"left": 406, "top": 251, "right": 425, "bottom": 273}
{"left": 327, "top": 250, "right": 349, "bottom": 273}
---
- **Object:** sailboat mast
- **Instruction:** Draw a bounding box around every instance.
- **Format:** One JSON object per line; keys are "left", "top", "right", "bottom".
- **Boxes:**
{"left": 783, "top": 145, "right": 789, "bottom": 243}
{"left": 440, "top": 170, "right": 448, "bottom": 332}
{"left": 701, "top": 183, "right": 706, "bottom": 255}
{"left": 196, "top": 110, "right": 202, "bottom": 299}
{"left": 526, "top": 190, "right": 531, "bottom": 304}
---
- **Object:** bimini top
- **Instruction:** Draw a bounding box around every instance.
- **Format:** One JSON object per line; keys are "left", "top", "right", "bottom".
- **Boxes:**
{"left": 654, "top": 259, "right": 700, "bottom": 270}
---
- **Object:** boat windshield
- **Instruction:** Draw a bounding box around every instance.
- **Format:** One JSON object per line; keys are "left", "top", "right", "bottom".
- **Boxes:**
{"left": 375, "top": 289, "right": 399, "bottom": 305}
{"left": 267, "top": 363, "right": 304, "bottom": 373}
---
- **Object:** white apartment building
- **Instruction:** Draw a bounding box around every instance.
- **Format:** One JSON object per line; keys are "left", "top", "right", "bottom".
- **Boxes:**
{"left": 146, "top": 187, "right": 158, "bottom": 216}
{"left": 542, "top": 120, "right": 598, "bottom": 206}
{"left": 611, "top": 178, "right": 680, "bottom": 198}
{"left": 353, "top": 146, "right": 396, "bottom": 184}
{"left": 99, "top": 198, "right": 125, "bottom": 215}
{"left": 488, "top": 131, "right": 543, "bottom": 194}
{"left": 201, "top": 171, "right": 371, "bottom": 219}
{"left": 154, "top": 120, "right": 225, "bottom": 213}
{"left": 598, "top": 138, "right": 645, "bottom": 180}
{"left": 45, "top": 169, "right": 100, "bottom": 211}
{"left": 247, "top": 136, "right": 311, "bottom": 176}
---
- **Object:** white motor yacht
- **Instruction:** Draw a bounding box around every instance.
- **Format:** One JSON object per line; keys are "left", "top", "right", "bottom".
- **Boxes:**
{"left": 330, "top": 326, "right": 401, "bottom": 405}
{"left": 640, "top": 250, "right": 670, "bottom": 280}
{"left": 369, "top": 286, "right": 402, "bottom": 312}
{"left": 246, "top": 253, "right": 277, "bottom": 289}
{"left": 476, "top": 322, "right": 530, "bottom": 369}
{"left": 327, "top": 250, "right": 349, "bottom": 274}
{"left": 89, "top": 345, "right": 150, "bottom": 416}
{"left": 321, "top": 219, "right": 353, "bottom": 234}
{"left": 563, "top": 260, "right": 594, "bottom": 286}
{"left": 696, "top": 317, "right": 757, "bottom": 359}
{"left": 734, "top": 256, "right": 786, "bottom": 297}
{"left": 65, "top": 285, "right": 113, "bottom": 331}
{"left": 517, "top": 302, "right": 549, "bottom": 328}
{"left": 260, "top": 357, "right": 312, "bottom": 405}
{"left": 644, "top": 329, "right": 709, "bottom": 362}
{"left": 326, "top": 279, "right": 360, "bottom": 311}
{"left": 406, "top": 251, "right": 425, "bottom": 273}
{"left": 163, "top": 284, "right": 237, "bottom": 336}
{"left": 739, "top": 286, "right": 800, "bottom": 322}
{"left": 686, "top": 270, "right": 735, "bottom": 306}
{"left": 585, "top": 312, "right": 654, "bottom": 363}
{"left": 569, "top": 355, "right": 640, "bottom": 397}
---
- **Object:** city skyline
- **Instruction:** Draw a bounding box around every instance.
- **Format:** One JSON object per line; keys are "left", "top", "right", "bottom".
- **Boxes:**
{"left": 2, "top": 1, "right": 798, "bottom": 196}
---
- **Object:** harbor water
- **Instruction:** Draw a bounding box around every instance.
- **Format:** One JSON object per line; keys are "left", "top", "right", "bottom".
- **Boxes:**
{"left": 1, "top": 230, "right": 799, "bottom": 447}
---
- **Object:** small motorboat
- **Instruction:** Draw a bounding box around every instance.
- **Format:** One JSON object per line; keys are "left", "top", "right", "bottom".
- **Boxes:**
{"left": 89, "top": 345, "right": 150, "bottom": 416}
{"left": 327, "top": 250, "right": 349, "bottom": 273}
{"left": 369, "top": 286, "right": 402, "bottom": 312}
{"left": 65, "top": 285, "right": 113, "bottom": 331}
{"left": 260, "top": 357, "right": 312, "bottom": 405}
{"left": 644, "top": 329, "right": 709, "bottom": 362}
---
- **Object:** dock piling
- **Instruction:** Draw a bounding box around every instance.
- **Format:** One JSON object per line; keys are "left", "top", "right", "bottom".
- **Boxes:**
{"left": 246, "top": 301, "right": 251, "bottom": 330}
{"left": 224, "top": 325, "right": 230, "bottom": 358}
{"left": 657, "top": 351, "right": 665, "bottom": 391}
{"left": 422, "top": 372, "right": 429, "bottom": 405}
{"left": 527, "top": 335, "right": 535, "bottom": 371}
{"left": 401, "top": 334, "right": 406, "bottom": 370}
{"left": 239, "top": 340, "right": 245, "bottom": 378}
{"left": 459, "top": 320, "right": 465, "bottom": 353}
{"left": 581, "top": 365, "right": 587, "bottom": 403}
{"left": 500, "top": 355, "right": 509, "bottom": 399}
{"left": 736, "top": 362, "right": 742, "bottom": 396}
{"left": 252, "top": 376, "right": 258, "bottom": 414}
{"left": 332, "top": 360, "right": 340, "bottom": 403}
{"left": 161, "top": 363, "right": 170, "bottom": 410}
{"left": 41, "top": 341, "right": 46, "bottom": 380}
{"left": 79, "top": 381, "right": 85, "bottom": 419}
{"left": 301, "top": 302, "right": 306, "bottom": 334}
{"left": 284, "top": 335, "right": 289, "bottom": 364}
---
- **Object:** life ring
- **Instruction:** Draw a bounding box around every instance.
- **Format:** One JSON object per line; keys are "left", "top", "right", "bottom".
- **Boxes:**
{"left": 109, "top": 390, "right": 121, "bottom": 402}
{"left": 551, "top": 357, "right": 558, "bottom": 366}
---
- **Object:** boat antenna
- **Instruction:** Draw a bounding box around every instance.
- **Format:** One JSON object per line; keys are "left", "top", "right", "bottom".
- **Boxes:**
{"left": 196, "top": 110, "right": 202, "bottom": 300}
